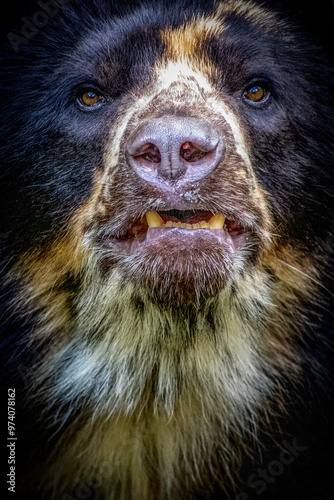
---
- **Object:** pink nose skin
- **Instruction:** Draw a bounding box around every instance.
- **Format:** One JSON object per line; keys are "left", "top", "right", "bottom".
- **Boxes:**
{"left": 126, "top": 115, "right": 224, "bottom": 185}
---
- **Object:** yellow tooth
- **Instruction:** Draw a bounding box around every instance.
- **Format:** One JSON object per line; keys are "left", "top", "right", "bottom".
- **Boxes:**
{"left": 209, "top": 213, "right": 226, "bottom": 229}
{"left": 199, "top": 221, "right": 210, "bottom": 228}
{"left": 164, "top": 221, "right": 183, "bottom": 228}
{"left": 146, "top": 211, "right": 164, "bottom": 228}
{"left": 185, "top": 223, "right": 192, "bottom": 229}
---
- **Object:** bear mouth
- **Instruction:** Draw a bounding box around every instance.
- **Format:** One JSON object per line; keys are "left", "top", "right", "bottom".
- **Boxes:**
{"left": 113, "top": 209, "right": 249, "bottom": 254}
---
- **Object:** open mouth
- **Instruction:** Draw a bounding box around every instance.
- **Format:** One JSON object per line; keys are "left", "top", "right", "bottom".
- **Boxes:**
{"left": 113, "top": 209, "right": 248, "bottom": 253}
{"left": 100, "top": 208, "right": 254, "bottom": 303}
{"left": 145, "top": 210, "right": 246, "bottom": 237}
{"left": 147, "top": 210, "right": 226, "bottom": 229}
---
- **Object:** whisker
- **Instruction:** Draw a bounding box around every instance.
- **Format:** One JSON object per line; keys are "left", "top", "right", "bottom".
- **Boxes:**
{"left": 268, "top": 233, "right": 282, "bottom": 238}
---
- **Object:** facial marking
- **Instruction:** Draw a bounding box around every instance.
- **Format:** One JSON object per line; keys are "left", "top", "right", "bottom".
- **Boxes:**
{"left": 161, "top": 15, "right": 224, "bottom": 62}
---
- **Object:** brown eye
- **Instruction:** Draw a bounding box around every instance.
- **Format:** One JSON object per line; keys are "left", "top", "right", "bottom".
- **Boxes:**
{"left": 78, "top": 90, "right": 104, "bottom": 108}
{"left": 244, "top": 85, "right": 268, "bottom": 103}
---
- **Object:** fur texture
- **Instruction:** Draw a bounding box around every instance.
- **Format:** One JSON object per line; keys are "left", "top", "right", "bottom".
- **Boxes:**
{"left": 1, "top": 1, "right": 334, "bottom": 499}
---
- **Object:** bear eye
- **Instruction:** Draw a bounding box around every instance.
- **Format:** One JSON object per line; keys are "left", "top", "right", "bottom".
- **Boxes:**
{"left": 77, "top": 88, "right": 106, "bottom": 109}
{"left": 243, "top": 85, "right": 269, "bottom": 104}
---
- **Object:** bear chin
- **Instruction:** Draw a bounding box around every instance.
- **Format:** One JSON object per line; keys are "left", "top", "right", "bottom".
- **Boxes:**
{"left": 102, "top": 229, "right": 240, "bottom": 306}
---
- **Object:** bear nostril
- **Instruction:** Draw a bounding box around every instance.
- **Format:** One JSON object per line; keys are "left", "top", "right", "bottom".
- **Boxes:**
{"left": 180, "top": 141, "right": 210, "bottom": 162}
{"left": 133, "top": 143, "right": 161, "bottom": 166}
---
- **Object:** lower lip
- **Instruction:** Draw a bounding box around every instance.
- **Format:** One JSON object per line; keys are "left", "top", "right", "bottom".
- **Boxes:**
{"left": 113, "top": 226, "right": 247, "bottom": 254}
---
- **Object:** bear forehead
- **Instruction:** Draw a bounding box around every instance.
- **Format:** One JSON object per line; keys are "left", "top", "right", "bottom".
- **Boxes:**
{"left": 66, "top": 1, "right": 291, "bottom": 85}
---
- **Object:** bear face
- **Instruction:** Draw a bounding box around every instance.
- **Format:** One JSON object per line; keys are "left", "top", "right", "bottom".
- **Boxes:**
{"left": 1, "top": 1, "right": 334, "bottom": 499}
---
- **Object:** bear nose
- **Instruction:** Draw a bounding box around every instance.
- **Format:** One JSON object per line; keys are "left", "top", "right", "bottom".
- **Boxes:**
{"left": 126, "top": 116, "right": 224, "bottom": 183}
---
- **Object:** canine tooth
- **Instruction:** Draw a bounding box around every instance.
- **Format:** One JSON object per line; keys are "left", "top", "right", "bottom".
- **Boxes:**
{"left": 209, "top": 214, "right": 226, "bottom": 229}
{"left": 146, "top": 211, "right": 163, "bottom": 227}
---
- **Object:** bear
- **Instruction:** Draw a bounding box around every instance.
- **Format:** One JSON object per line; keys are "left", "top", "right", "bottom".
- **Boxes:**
{"left": 1, "top": 0, "right": 334, "bottom": 498}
